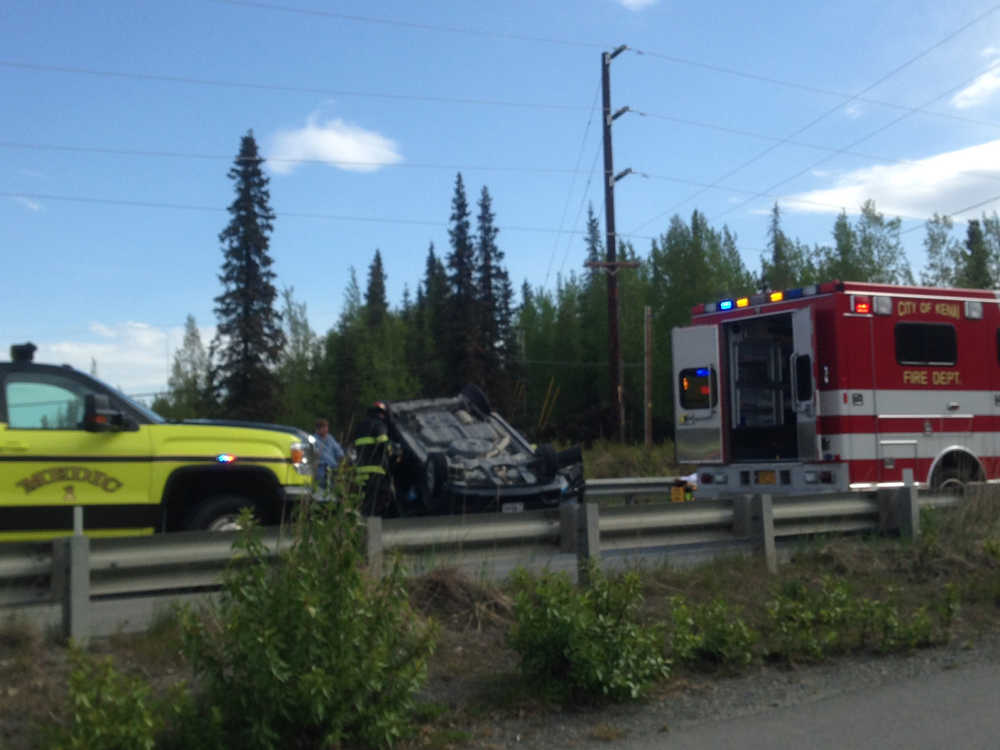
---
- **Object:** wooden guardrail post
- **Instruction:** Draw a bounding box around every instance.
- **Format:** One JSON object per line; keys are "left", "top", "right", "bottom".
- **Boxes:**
{"left": 576, "top": 501, "right": 600, "bottom": 585}
{"left": 365, "top": 515, "right": 384, "bottom": 578}
{"left": 752, "top": 493, "right": 777, "bottom": 574}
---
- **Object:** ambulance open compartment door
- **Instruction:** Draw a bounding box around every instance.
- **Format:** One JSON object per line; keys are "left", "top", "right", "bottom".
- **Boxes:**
{"left": 672, "top": 325, "right": 723, "bottom": 463}
{"left": 791, "top": 306, "right": 819, "bottom": 460}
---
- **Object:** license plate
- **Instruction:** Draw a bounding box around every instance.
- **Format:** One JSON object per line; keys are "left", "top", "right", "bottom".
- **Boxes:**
{"left": 501, "top": 502, "right": 525, "bottom": 513}
{"left": 756, "top": 470, "right": 776, "bottom": 485}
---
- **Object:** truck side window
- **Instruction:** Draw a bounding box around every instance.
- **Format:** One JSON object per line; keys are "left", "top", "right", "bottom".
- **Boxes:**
{"left": 895, "top": 322, "right": 956, "bottom": 366}
{"left": 679, "top": 367, "right": 717, "bottom": 409}
{"left": 6, "top": 374, "right": 90, "bottom": 430}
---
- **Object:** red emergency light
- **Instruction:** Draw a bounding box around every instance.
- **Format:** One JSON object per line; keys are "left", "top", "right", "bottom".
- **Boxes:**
{"left": 853, "top": 295, "right": 871, "bottom": 314}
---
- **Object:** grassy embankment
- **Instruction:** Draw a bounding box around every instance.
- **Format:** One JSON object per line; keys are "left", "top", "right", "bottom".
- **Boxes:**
{"left": 2, "top": 442, "right": 999, "bottom": 748}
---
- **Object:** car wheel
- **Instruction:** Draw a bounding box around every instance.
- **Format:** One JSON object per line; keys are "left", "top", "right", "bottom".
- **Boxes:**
{"left": 419, "top": 453, "right": 448, "bottom": 511}
{"left": 186, "top": 494, "right": 255, "bottom": 531}
{"left": 536, "top": 443, "right": 559, "bottom": 482}
{"left": 460, "top": 384, "right": 491, "bottom": 414}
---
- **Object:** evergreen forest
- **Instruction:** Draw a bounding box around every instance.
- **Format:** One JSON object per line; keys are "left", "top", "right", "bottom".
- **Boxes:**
{"left": 153, "top": 132, "right": 1000, "bottom": 445}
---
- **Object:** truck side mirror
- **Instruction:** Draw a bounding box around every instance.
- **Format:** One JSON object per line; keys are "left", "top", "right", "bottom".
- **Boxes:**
{"left": 84, "top": 393, "right": 128, "bottom": 432}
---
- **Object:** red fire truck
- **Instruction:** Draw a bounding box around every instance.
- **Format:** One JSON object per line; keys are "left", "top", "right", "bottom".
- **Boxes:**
{"left": 672, "top": 280, "right": 996, "bottom": 497}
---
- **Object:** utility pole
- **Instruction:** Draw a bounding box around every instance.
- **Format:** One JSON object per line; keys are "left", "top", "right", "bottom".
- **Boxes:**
{"left": 597, "top": 45, "right": 636, "bottom": 442}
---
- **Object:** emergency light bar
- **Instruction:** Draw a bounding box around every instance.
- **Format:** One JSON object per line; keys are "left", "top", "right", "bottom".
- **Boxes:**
{"left": 691, "top": 281, "right": 841, "bottom": 316}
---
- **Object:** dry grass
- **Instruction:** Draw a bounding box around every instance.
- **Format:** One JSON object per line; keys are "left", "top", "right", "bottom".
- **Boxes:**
{"left": 3, "top": 485, "right": 1000, "bottom": 749}
{"left": 582, "top": 439, "right": 686, "bottom": 479}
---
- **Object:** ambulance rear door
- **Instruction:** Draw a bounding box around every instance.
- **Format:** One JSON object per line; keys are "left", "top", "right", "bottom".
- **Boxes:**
{"left": 791, "top": 306, "right": 819, "bottom": 460}
{"left": 673, "top": 325, "right": 724, "bottom": 463}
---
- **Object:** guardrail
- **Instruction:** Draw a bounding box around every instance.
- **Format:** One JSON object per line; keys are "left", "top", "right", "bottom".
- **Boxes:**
{"left": 0, "top": 480, "right": 964, "bottom": 641}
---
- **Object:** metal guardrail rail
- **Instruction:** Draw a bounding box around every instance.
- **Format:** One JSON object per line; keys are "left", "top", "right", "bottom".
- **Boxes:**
{"left": 0, "top": 479, "right": 972, "bottom": 639}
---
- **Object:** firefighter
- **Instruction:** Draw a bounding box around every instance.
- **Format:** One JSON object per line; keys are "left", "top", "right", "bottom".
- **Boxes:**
{"left": 351, "top": 401, "right": 393, "bottom": 515}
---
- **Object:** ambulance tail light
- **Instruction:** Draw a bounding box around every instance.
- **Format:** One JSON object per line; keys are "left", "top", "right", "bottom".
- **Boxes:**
{"left": 851, "top": 295, "right": 872, "bottom": 314}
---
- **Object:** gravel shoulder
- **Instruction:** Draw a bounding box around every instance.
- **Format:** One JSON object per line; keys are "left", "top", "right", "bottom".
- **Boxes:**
{"left": 429, "top": 632, "right": 1000, "bottom": 750}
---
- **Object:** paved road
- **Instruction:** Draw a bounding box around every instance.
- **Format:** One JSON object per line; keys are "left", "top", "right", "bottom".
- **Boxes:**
{"left": 634, "top": 661, "right": 999, "bottom": 750}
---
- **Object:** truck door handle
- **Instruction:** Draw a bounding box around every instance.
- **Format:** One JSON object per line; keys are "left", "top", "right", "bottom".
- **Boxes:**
{"left": 947, "top": 402, "right": 959, "bottom": 411}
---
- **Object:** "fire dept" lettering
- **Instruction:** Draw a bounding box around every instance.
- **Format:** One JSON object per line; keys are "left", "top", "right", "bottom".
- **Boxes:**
{"left": 15, "top": 466, "right": 123, "bottom": 495}
{"left": 902, "top": 370, "right": 961, "bottom": 386}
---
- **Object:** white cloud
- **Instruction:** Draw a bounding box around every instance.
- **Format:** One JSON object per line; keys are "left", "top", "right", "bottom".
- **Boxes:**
{"left": 951, "top": 60, "right": 1000, "bottom": 109}
{"left": 267, "top": 114, "right": 403, "bottom": 175}
{"left": 37, "top": 321, "right": 214, "bottom": 396}
{"left": 780, "top": 139, "right": 1000, "bottom": 220}
{"left": 616, "top": 0, "right": 658, "bottom": 8}
{"left": 13, "top": 196, "right": 41, "bottom": 212}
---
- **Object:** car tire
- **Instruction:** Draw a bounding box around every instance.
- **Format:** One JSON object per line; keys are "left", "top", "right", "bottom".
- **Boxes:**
{"left": 460, "top": 384, "right": 492, "bottom": 414}
{"left": 536, "top": 443, "right": 560, "bottom": 482}
{"left": 185, "top": 494, "right": 255, "bottom": 531}
{"left": 419, "top": 452, "right": 448, "bottom": 511}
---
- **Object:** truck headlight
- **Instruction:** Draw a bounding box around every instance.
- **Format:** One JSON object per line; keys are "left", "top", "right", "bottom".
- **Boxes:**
{"left": 291, "top": 440, "right": 314, "bottom": 476}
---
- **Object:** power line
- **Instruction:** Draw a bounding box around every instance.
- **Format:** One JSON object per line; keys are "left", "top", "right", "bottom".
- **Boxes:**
{"left": 544, "top": 83, "right": 601, "bottom": 288}
{"left": 712, "top": 57, "right": 1000, "bottom": 223}
{"left": 218, "top": 0, "right": 1000, "bottom": 133}
{"left": 556, "top": 143, "right": 604, "bottom": 280}
{"left": 0, "top": 140, "right": 584, "bottom": 175}
{"left": 627, "top": 3, "right": 1000, "bottom": 235}
{"left": 629, "top": 47, "right": 1000, "bottom": 132}
{"left": 213, "top": 0, "right": 604, "bottom": 49}
{"left": 0, "top": 190, "right": 660, "bottom": 240}
{"left": 899, "top": 192, "right": 1000, "bottom": 236}
{"left": 0, "top": 60, "right": 590, "bottom": 112}
{"left": 5, "top": 137, "right": 984, "bottom": 240}
{"left": 630, "top": 109, "right": 1000, "bottom": 180}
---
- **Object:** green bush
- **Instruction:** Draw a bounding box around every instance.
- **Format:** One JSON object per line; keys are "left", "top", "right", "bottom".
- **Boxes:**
{"left": 668, "top": 597, "right": 756, "bottom": 669}
{"left": 47, "top": 646, "right": 160, "bottom": 750}
{"left": 507, "top": 565, "right": 668, "bottom": 702}
{"left": 764, "top": 577, "right": 859, "bottom": 662}
{"left": 180, "top": 489, "right": 436, "bottom": 750}
{"left": 764, "top": 577, "right": 954, "bottom": 662}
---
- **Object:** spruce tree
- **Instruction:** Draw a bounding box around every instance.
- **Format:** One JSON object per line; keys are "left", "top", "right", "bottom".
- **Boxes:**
{"left": 958, "top": 219, "right": 992, "bottom": 288}
{"left": 475, "top": 185, "right": 515, "bottom": 405}
{"left": 212, "top": 130, "right": 285, "bottom": 421}
{"left": 365, "top": 249, "right": 389, "bottom": 328}
{"left": 445, "top": 173, "right": 481, "bottom": 388}
{"left": 156, "top": 314, "right": 213, "bottom": 419}
{"left": 415, "top": 243, "right": 449, "bottom": 395}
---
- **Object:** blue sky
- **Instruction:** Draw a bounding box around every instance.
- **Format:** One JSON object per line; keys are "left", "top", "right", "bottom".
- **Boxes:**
{"left": 4, "top": 0, "right": 1000, "bottom": 396}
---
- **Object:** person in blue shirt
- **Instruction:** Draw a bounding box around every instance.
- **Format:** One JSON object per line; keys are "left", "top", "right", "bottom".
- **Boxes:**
{"left": 313, "top": 417, "right": 345, "bottom": 489}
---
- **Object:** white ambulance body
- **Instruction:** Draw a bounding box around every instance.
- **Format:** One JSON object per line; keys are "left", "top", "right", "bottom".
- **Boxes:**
{"left": 672, "top": 281, "right": 997, "bottom": 497}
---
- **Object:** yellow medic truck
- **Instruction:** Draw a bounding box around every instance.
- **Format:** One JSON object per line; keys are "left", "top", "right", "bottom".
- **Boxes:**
{"left": 0, "top": 343, "right": 315, "bottom": 540}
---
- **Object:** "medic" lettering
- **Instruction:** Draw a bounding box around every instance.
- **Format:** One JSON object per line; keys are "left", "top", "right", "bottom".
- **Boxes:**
{"left": 15, "top": 466, "right": 123, "bottom": 495}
